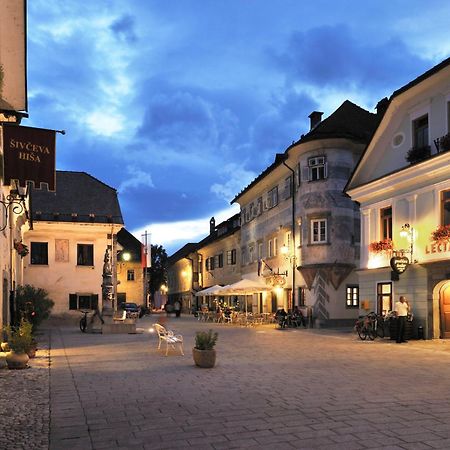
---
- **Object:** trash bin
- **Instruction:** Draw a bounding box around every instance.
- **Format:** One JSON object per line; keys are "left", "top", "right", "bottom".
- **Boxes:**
{"left": 418, "top": 325, "right": 425, "bottom": 340}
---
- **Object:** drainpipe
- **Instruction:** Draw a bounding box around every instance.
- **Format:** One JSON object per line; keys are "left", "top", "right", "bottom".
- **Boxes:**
{"left": 282, "top": 160, "right": 296, "bottom": 309}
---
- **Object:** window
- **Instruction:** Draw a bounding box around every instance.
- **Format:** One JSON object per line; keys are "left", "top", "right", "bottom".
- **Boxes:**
{"left": 442, "top": 190, "right": 450, "bottom": 226}
{"left": 30, "top": 242, "right": 48, "bottom": 265}
{"left": 77, "top": 244, "right": 94, "bottom": 266}
{"left": 284, "top": 175, "right": 293, "bottom": 199}
{"left": 273, "top": 237, "right": 278, "bottom": 256}
{"left": 380, "top": 207, "right": 392, "bottom": 240}
{"left": 413, "top": 115, "right": 428, "bottom": 148}
{"left": 214, "top": 253, "right": 223, "bottom": 268}
{"left": 267, "top": 187, "right": 278, "bottom": 209}
{"left": 206, "top": 257, "right": 215, "bottom": 271}
{"left": 308, "top": 156, "right": 327, "bottom": 181}
{"left": 127, "top": 270, "right": 135, "bottom": 281}
{"left": 268, "top": 240, "right": 273, "bottom": 258}
{"left": 227, "top": 249, "right": 236, "bottom": 265}
{"left": 249, "top": 245, "right": 255, "bottom": 263}
{"left": 298, "top": 287, "right": 306, "bottom": 307}
{"left": 311, "top": 219, "right": 327, "bottom": 243}
{"left": 377, "top": 282, "right": 392, "bottom": 315}
{"left": 346, "top": 285, "right": 359, "bottom": 308}
{"left": 258, "top": 243, "right": 263, "bottom": 259}
{"left": 69, "top": 293, "right": 98, "bottom": 310}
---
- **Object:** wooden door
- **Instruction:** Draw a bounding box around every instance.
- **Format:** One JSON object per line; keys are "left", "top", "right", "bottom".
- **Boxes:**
{"left": 440, "top": 284, "right": 450, "bottom": 338}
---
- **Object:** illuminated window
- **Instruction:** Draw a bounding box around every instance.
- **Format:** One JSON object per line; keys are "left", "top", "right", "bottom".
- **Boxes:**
{"left": 346, "top": 285, "right": 359, "bottom": 308}
{"left": 377, "top": 282, "right": 392, "bottom": 315}
{"left": 380, "top": 207, "right": 392, "bottom": 240}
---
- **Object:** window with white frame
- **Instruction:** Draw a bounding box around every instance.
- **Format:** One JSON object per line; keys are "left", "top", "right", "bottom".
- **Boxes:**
{"left": 311, "top": 219, "right": 327, "bottom": 243}
{"left": 413, "top": 115, "right": 429, "bottom": 148}
{"left": 308, "top": 156, "right": 327, "bottom": 181}
{"left": 258, "top": 243, "right": 263, "bottom": 259}
{"left": 273, "top": 237, "right": 278, "bottom": 256}
{"left": 249, "top": 245, "right": 255, "bottom": 263}
{"left": 127, "top": 269, "right": 135, "bottom": 281}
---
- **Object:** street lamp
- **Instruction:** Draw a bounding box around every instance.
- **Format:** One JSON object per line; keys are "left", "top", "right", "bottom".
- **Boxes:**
{"left": 399, "top": 223, "right": 415, "bottom": 262}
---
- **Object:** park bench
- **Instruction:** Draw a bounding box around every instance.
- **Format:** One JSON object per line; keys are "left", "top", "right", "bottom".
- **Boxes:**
{"left": 153, "top": 323, "right": 184, "bottom": 356}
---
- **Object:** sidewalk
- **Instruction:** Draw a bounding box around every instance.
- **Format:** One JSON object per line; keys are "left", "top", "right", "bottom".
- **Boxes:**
{"left": 4, "top": 316, "right": 450, "bottom": 449}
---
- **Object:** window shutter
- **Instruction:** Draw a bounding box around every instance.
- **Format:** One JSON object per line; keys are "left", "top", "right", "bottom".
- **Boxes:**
{"left": 324, "top": 162, "right": 328, "bottom": 179}
{"left": 302, "top": 166, "right": 309, "bottom": 182}
{"left": 91, "top": 294, "right": 99, "bottom": 310}
{"left": 69, "top": 294, "right": 77, "bottom": 310}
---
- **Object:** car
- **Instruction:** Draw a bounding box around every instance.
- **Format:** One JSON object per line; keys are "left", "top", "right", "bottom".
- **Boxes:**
{"left": 119, "top": 302, "right": 141, "bottom": 317}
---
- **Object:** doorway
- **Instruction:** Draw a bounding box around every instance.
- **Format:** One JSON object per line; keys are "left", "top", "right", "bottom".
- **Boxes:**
{"left": 440, "top": 282, "right": 450, "bottom": 338}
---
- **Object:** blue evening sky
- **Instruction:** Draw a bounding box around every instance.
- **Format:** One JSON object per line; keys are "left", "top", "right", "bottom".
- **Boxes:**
{"left": 25, "top": 1, "right": 450, "bottom": 254}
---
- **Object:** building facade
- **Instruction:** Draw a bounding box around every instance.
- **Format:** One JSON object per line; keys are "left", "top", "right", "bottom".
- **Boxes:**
{"left": 232, "top": 101, "right": 380, "bottom": 325}
{"left": 346, "top": 57, "right": 450, "bottom": 339}
{"left": 23, "top": 171, "right": 124, "bottom": 316}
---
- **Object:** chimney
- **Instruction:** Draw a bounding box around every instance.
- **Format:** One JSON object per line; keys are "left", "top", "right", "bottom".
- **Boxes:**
{"left": 209, "top": 217, "right": 216, "bottom": 235}
{"left": 308, "top": 111, "right": 323, "bottom": 130}
{"left": 376, "top": 97, "right": 389, "bottom": 117}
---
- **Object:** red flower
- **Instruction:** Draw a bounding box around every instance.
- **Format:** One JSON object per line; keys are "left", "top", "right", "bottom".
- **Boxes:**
{"left": 431, "top": 225, "right": 450, "bottom": 242}
{"left": 369, "top": 239, "right": 393, "bottom": 253}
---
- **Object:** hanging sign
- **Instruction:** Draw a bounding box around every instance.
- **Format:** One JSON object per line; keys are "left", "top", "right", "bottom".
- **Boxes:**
{"left": 390, "top": 256, "right": 409, "bottom": 274}
{"left": 2, "top": 124, "right": 56, "bottom": 190}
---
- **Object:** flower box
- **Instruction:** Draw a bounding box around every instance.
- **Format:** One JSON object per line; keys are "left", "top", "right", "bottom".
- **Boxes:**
{"left": 431, "top": 225, "right": 450, "bottom": 243}
{"left": 369, "top": 239, "right": 393, "bottom": 253}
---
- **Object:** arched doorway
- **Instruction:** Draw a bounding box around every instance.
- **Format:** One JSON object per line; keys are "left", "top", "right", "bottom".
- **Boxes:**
{"left": 440, "top": 282, "right": 450, "bottom": 338}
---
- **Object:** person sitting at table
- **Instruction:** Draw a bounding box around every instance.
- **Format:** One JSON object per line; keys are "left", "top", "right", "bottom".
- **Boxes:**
{"left": 275, "top": 308, "right": 288, "bottom": 328}
{"left": 292, "top": 305, "right": 306, "bottom": 328}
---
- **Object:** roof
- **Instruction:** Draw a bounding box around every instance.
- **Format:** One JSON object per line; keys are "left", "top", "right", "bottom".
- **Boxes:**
{"left": 232, "top": 100, "right": 378, "bottom": 203}
{"left": 117, "top": 228, "right": 142, "bottom": 262}
{"left": 168, "top": 243, "right": 199, "bottom": 265}
{"left": 391, "top": 56, "right": 450, "bottom": 100}
{"left": 31, "top": 171, "right": 124, "bottom": 224}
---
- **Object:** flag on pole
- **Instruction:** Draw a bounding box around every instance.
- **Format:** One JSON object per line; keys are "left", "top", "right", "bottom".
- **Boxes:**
{"left": 141, "top": 231, "right": 151, "bottom": 268}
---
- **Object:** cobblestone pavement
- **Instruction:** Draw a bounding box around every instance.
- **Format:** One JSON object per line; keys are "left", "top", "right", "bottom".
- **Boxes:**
{"left": 6, "top": 316, "right": 450, "bottom": 449}
{"left": 0, "top": 331, "right": 50, "bottom": 450}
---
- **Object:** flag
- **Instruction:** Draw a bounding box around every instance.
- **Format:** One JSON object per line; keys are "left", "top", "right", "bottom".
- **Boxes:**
{"left": 141, "top": 243, "right": 151, "bottom": 268}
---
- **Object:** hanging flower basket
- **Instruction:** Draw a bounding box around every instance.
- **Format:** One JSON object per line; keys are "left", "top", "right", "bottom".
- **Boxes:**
{"left": 369, "top": 239, "right": 393, "bottom": 254}
{"left": 431, "top": 225, "right": 450, "bottom": 243}
{"left": 14, "top": 240, "right": 29, "bottom": 258}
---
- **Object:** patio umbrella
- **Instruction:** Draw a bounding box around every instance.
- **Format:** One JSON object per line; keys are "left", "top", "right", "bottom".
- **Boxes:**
{"left": 222, "top": 278, "right": 271, "bottom": 313}
{"left": 195, "top": 285, "right": 227, "bottom": 296}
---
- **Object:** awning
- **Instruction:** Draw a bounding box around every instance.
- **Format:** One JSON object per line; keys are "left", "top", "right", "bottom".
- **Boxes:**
{"left": 195, "top": 285, "right": 228, "bottom": 296}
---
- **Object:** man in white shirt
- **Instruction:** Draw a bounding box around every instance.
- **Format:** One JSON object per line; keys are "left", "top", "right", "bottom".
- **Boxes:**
{"left": 395, "top": 296, "right": 409, "bottom": 343}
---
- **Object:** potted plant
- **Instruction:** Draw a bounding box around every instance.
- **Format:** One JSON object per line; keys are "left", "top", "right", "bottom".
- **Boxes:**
{"left": 5, "top": 319, "right": 34, "bottom": 369}
{"left": 193, "top": 329, "right": 218, "bottom": 368}
{"left": 405, "top": 145, "right": 431, "bottom": 164}
{"left": 439, "top": 133, "right": 450, "bottom": 152}
{"left": 13, "top": 240, "right": 29, "bottom": 258}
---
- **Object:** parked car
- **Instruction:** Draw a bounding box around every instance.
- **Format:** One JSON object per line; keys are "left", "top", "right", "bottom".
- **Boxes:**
{"left": 119, "top": 302, "right": 141, "bottom": 318}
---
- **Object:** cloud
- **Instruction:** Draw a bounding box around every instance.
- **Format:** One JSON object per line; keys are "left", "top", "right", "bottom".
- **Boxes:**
{"left": 272, "top": 25, "right": 431, "bottom": 97}
{"left": 211, "top": 164, "right": 257, "bottom": 202}
{"left": 119, "top": 166, "right": 155, "bottom": 193}
{"left": 131, "top": 204, "right": 240, "bottom": 255}
{"left": 110, "top": 14, "right": 137, "bottom": 43}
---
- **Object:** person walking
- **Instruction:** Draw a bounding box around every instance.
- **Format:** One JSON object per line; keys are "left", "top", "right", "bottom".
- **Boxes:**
{"left": 395, "top": 296, "right": 409, "bottom": 343}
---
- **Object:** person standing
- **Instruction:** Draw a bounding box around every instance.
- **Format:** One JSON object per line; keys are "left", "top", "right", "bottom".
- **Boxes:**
{"left": 174, "top": 300, "right": 181, "bottom": 318}
{"left": 395, "top": 296, "right": 409, "bottom": 343}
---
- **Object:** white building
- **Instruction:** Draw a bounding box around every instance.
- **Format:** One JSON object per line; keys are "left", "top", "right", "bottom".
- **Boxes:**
{"left": 346, "top": 57, "right": 450, "bottom": 338}
{"left": 232, "top": 101, "right": 380, "bottom": 325}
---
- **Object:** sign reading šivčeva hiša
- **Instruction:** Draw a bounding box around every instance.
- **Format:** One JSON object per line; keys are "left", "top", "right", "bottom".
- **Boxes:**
{"left": 2, "top": 125, "right": 56, "bottom": 191}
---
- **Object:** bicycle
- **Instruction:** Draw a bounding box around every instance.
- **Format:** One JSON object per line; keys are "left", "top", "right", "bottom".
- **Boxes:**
{"left": 354, "top": 314, "right": 377, "bottom": 340}
{"left": 366, "top": 311, "right": 386, "bottom": 338}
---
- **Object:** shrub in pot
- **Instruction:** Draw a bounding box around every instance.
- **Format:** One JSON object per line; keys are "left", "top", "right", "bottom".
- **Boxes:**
{"left": 193, "top": 329, "right": 218, "bottom": 368}
{"left": 5, "top": 319, "right": 34, "bottom": 369}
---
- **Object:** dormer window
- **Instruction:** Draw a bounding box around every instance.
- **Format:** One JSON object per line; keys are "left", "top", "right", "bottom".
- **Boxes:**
{"left": 308, "top": 156, "right": 327, "bottom": 181}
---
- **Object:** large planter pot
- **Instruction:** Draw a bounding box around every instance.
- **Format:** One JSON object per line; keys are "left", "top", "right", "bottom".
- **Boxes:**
{"left": 192, "top": 348, "right": 216, "bottom": 368}
{"left": 6, "top": 351, "right": 29, "bottom": 370}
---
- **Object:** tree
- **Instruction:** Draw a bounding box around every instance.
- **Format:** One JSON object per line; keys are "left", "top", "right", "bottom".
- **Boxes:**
{"left": 15, "top": 284, "right": 54, "bottom": 330}
{"left": 148, "top": 244, "right": 168, "bottom": 303}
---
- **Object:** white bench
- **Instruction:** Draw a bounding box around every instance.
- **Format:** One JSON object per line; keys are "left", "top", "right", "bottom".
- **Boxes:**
{"left": 153, "top": 323, "right": 184, "bottom": 356}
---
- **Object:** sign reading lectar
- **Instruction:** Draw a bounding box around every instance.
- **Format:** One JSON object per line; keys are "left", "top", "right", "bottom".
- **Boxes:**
{"left": 390, "top": 256, "right": 409, "bottom": 275}
{"left": 2, "top": 125, "right": 56, "bottom": 191}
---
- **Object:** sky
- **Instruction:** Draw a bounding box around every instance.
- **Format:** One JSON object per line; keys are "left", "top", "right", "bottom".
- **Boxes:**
{"left": 25, "top": 0, "right": 450, "bottom": 254}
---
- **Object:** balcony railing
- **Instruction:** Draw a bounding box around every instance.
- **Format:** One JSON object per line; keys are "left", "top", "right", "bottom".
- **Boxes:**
{"left": 434, "top": 133, "right": 450, "bottom": 153}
